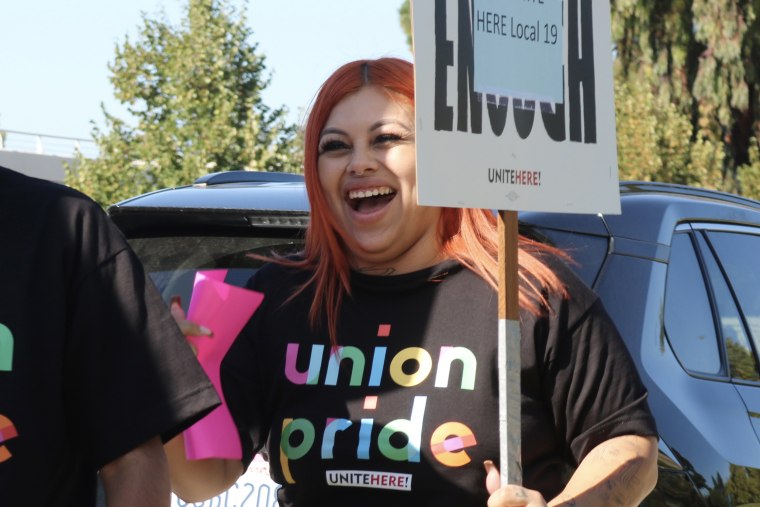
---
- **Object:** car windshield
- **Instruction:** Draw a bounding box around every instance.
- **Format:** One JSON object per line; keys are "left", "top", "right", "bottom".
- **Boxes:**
{"left": 128, "top": 235, "right": 303, "bottom": 308}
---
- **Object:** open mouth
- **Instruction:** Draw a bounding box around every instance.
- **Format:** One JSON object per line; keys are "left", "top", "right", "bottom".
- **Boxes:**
{"left": 347, "top": 186, "right": 397, "bottom": 213}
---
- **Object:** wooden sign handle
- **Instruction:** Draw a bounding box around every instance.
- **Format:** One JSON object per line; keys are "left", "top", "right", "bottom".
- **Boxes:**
{"left": 497, "top": 210, "right": 522, "bottom": 486}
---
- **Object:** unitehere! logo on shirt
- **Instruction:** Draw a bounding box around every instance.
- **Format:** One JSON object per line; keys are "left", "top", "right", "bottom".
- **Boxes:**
{"left": 326, "top": 470, "right": 412, "bottom": 491}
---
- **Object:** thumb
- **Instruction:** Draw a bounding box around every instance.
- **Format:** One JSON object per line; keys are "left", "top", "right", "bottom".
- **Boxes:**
{"left": 484, "top": 460, "right": 501, "bottom": 494}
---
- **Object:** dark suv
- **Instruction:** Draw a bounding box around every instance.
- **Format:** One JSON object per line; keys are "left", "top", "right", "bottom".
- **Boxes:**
{"left": 109, "top": 171, "right": 760, "bottom": 506}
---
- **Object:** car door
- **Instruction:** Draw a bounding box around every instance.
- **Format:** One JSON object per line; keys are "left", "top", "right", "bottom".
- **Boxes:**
{"left": 664, "top": 224, "right": 760, "bottom": 503}
{"left": 696, "top": 225, "right": 760, "bottom": 446}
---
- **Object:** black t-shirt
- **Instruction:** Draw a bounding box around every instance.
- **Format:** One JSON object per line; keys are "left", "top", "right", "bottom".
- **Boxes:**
{"left": 0, "top": 167, "right": 220, "bottom": 506}
{"left": 222, "top": 256, "right": 657, "bottom": 506}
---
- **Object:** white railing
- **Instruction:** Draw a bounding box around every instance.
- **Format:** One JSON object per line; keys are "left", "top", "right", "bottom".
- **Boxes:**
{"left": 0, "top": 129, "right": 98, "bottom": 159}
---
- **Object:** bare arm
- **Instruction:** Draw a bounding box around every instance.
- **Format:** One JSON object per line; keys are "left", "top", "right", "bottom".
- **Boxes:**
{"left": 164, "top": 433, "right": 244, "bottom": 502}
{"left": 100, "top": 436, "right": 170, "bottom": 507}
{"left": 164, "top": 299, "right": 243, "bottom": 501}
{"left": 486, "top": 435, "right": 658, "bottom": 507}
{"left": 548, "top": 434, "right": 658, "bottom": 506}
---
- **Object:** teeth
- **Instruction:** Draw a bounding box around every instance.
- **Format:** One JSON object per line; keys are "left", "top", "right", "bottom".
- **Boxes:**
{"left": 348, "top": 187, "right": 394, "bottom": 200}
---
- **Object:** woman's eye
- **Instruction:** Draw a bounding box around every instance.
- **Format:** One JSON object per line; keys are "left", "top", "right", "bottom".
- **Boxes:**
{"left": 374, "top": 133, "right": 402, "bottom": 145}
{"left": 319, "top": 140, "right": 349, "bottom": 153}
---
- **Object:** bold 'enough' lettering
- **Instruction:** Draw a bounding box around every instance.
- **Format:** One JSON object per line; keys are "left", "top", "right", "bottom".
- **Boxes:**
{"left": 456, "top": 0, "right": 483, "bottom": 134}
{"left": 435, "top": 0, "right": 454, "bottom": 131}
{"left": 433, "top": 0, "right": 595, "bottom": 143}
{"left": 568, "top": 0, "right": 596, "bottom": 142}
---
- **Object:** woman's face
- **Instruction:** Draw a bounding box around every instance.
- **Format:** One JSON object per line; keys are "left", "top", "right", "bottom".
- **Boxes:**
{"left": 317, "top": 86, "right": 442, "bottom": 274}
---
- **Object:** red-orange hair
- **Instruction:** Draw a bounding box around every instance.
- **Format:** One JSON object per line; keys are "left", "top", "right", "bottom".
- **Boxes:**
{"left": 278, "top": 58, "right": 566, "bottom": 342}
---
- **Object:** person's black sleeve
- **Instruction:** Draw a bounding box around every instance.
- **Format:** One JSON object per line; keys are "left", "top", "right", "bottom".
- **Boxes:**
{"left": 67, "top": 225, "right": 219, "bottom": 469}
{"left": 539, "top": 260, "right": 658, "bottom": 464}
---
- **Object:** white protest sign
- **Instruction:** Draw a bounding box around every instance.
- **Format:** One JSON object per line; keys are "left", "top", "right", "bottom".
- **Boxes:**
{"left": 171, "top": 455, "right": 280, "bottom": 507}
{"left": 412, "top": 0, "right": 620, "bottom": 214}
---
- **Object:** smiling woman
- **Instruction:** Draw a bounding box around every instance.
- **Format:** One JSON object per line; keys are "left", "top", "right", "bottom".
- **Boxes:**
{"left": 166, "top": 58, "right": 659, "bottom": 507}
{"left": 315, "top": 85, "right": 441, "bottom": 275}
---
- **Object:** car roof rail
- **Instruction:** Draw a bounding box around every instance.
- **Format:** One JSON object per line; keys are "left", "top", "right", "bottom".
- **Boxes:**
{"left": 621, "top": 180, "right": 760, "bottom": 209}
{"left": 193, "top": 170, "right": 305, "bottom": 186}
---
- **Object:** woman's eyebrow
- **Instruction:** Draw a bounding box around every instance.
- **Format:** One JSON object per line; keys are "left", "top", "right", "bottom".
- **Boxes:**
{"left": 320, "top": 119, "right": 413, "bottom": 138}
{"left": 369, "top": 119, "right": 412, "bottom": 131}
{"left": 319, "top": 127, "right": 347, "bottom": 138}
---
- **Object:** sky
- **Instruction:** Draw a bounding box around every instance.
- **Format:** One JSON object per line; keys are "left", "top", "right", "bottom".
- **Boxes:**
{"left": 0, "top": 0, "right": 411, "bottom": 141}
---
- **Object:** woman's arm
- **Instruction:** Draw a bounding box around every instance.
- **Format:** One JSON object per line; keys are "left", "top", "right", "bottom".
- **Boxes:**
{"left": 100, "top": 436, "right": 170, "bottom": 507}
{"left": 164, "top": 433, "right": 244, "bottom": 502}
{"left": 164, "top": 299, "right": 251, "bottom": 501}
{"left": 549, "top": 434, "right": 658, "bottom": 506}
{"left": 486, "top": 434, "right": 658, "bottom": 507}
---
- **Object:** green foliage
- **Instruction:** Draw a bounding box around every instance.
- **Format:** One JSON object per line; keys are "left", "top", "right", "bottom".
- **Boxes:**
{"left": 67, "top": 0, "right": 301, "bottom": 206}
{"left": 726, "top": 338, "right": 760, "bottom": 380}
{"left": 611, "top": 0, "right": 760, "bottom": 199}
{"left": 738, "top": 137, "right": 760, "bottom": 198}
{"left": 615, "top": 72, "right": 696, "bottom": 184}
{"left": 726, "top": 464, "right": 760, "bottom": 504}
{"left": 614, "top": 63, "right": 728, "bottom": 191}
{"left": 399, "top": 0, "right": 412, "bottom": 50}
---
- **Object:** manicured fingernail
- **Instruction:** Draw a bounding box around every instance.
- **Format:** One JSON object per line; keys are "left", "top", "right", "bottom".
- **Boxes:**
{"left": 170, "top": 296, "right": 181, "bottom": 306}
{"left": 200, "top": 326, "right": 212, "bottom": 336}
{"left": 483, "top": 460, "right": 495, "bottom": 473}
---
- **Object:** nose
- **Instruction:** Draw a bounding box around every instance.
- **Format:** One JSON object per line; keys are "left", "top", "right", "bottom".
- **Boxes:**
{"left": 346, "top": 144, "right": 377, "bottom": 176}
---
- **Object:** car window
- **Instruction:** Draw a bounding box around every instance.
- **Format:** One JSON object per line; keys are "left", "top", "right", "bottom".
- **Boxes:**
{"left": 704, "top": 230, "right": 760, "bottom": 379}
{"left": 696, "top": 233, "right": 760, "bottom": 381}
{"left": 128, "top": 235, "right": 303, "bottom": 310}
{"left": 664, "top": 233, "right": 723, "bottom": 375}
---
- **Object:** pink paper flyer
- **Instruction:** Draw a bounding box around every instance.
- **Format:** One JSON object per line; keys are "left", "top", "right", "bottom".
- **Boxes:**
{"left": 182, "top": 270, "right": 264, "bottom": 460}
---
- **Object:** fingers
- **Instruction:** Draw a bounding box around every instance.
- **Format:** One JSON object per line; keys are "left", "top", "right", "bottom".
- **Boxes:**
{"left": 169, "top": 297, "right": 213, "bottom": 338}
{"left": 484, "top": 461, "right": 547, "bottom": 507}
{"left": 181, "top": 320, "right": 213, "bottom": 338}
{"left": 484, "top": 460, "right": 502, "bottom": 494}
{"left": 487, "top": 485, "right": 547, "bottom": 507}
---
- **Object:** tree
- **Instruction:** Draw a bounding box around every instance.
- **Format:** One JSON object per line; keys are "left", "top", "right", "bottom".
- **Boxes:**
{"left": 611, "top": 0, "right": 760, "bottom": 198}
{"left": 399, "top": 0, "right": 412, "bottom": 50}
{"left": 398, "top": 0, "right": 760, "bottom": 199}
{"left": 0, "top": 115, "right": 6, "bottom": 150}
{"left": 67, "top": 0, "right": 301, "bottom": 206}
{"left": 726, "top": 464, "right": 760, "bottom": 504}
